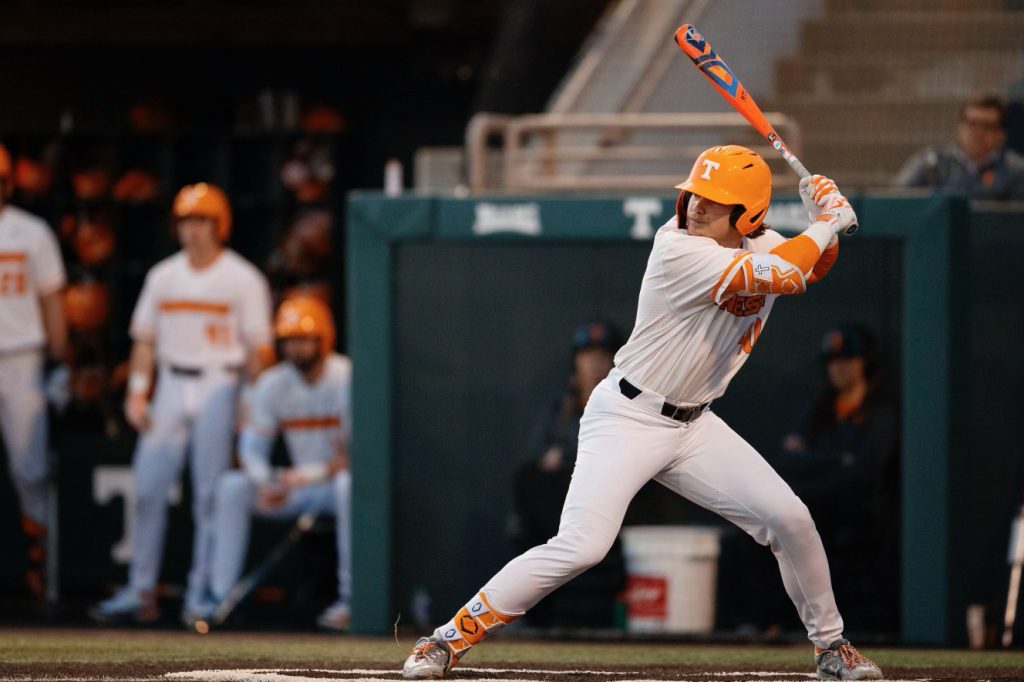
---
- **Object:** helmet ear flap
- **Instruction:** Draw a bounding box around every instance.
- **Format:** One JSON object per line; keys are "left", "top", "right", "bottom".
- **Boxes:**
{"left": 729, "top": 205, "right": 744, "bottom": 229}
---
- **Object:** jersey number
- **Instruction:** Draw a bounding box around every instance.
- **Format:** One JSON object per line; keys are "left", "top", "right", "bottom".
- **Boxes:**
{"left": 205, "top": 322, "right": 232, "bottom": 347}
{"left": 737, "top": 318, "right": 763, "bottom": 355}
{"left": 0, "top": 270, "right": 26, "bottom": 295}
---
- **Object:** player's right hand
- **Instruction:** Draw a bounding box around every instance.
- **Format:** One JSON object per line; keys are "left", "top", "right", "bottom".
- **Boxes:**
{"left": 814, "top": 193, "right": 858, "bottom": 236}
{"left": 798, "top": 174, "right": 839, "bottom": 222}
{"left": 124, "top": 392, "right": 151, "bottom": 431}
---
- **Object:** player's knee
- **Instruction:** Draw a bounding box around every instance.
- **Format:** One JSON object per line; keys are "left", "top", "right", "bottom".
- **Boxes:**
{"left": 217, "top": 470, "right": 254, "bottom": 503}
{"left": 770, "top": 501, "right": 817, "bottom": 540}
{"left": 549, "top": 524, "right": 614, "bottom": 570}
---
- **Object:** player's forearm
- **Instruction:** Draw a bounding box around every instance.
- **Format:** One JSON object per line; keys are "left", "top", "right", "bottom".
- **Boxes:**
{"left": 806, "top": 239, "right": 839, "bottom": 284}
{"left": 39, "top": 291, "right": 68, "bottom": 361}
{"left": 128, "top": 340, "right": 156, "bottom": 394}
{"left": 238, "top": 429, "right": 274, "bottom": 484}
{"left": 769, "top": 222, "right": 834, "bottom": 275}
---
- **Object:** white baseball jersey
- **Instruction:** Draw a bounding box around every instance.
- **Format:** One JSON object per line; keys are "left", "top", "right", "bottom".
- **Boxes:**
{"left": 246, "top": 353, "right": 352, "bottom": 469}
{"left": 615, "top": 216, "right": 787, "bottom": 406}
{"left": 0, "top": 206, "right": 66, "bottom": 353}
{"left": 130, "top": 249, "right": 272, "bottom": 367}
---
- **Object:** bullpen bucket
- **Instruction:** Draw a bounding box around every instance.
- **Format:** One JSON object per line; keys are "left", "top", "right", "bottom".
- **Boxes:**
{"left": 620, "top": 525, "right": 721, "bottom": 634}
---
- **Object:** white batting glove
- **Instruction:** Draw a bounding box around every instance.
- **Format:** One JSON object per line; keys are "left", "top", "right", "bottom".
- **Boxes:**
{"left": 814, "top": 194, "right": 858, "bottom": 237}
{"left": 798, "top": 175, "right": 840, "bottom": 223}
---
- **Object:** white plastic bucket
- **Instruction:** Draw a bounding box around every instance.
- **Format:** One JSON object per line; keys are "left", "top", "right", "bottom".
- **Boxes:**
{"left": 620, "top": 525, "right": 722, "bottom": 634}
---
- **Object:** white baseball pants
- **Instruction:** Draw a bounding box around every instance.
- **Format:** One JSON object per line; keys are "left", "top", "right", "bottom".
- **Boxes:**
{"left": 127, "top": 366, "right": 238, "bottom": 611}
{"left": 480, "top": 369, "right": 844, "bottom": 648}
{"left": 209, "top": 469, "right": 352, "bottom": 603}
{"left": 0, "top": 349, "right": 48, "bottom": 524}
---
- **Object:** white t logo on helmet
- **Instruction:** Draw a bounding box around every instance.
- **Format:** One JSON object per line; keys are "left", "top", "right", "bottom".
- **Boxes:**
{"left": 700, "top": 159, "right": 721, "bottom": 180}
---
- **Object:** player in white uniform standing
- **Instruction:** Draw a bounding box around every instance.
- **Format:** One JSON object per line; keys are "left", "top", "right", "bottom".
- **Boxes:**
{"left": 207, "top": 295, "right": 353, "bottom": 630}
{"left": 90, "top": 183, "right": 273, "bottom": 625}
{"left": 402, "top": 146, "right": 883, "bottom": 681}
{"left": 0, "top": 144, "right": 67, "bottom": 600}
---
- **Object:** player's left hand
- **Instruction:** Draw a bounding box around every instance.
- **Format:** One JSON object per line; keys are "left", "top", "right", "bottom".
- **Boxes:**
{"left": 125, "top": 392, "right": 151, "bottom": 431}
{"left": 798, "top": 175, "right": 839, "bottom": 222}
{"left": 258, "top": 484, "right": 289, "bottom": 510}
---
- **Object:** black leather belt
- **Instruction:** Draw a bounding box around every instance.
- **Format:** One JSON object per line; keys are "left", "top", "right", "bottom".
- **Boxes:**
{"left": 618, "top": 377, "right": 708, "bottom": 423}
{"left": 168, "top": 364, "right": 242, "bottom": 378}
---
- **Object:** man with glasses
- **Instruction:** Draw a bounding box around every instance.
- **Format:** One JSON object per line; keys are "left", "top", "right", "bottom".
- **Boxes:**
{"left": 896, "top": 92, "right": 1024, "bottom": 200}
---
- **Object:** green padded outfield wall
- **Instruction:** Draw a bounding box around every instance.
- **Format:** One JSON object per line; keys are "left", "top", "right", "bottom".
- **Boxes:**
{"left": 346, "top": 194, "right": 969, "bottom": 645}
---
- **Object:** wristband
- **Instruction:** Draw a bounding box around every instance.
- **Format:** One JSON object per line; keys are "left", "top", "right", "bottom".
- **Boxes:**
{"left": 295, "top": 461, "right": 329, "bottom": 485}
{"left": 128, "top": 371, "right": 151, "bottom": 395}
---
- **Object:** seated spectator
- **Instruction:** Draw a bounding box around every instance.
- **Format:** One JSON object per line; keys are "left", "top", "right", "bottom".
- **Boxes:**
{"left": 206, "top": 296, "right": 352, "bottom": 631}
{"left": 508, "top": 320, "right": 625, "bottom": 628}
{"left": 775, "top": 323, "right": 900, "bottom": 631}
{"left": 895, "top": 92, "right": 1024, "bottom": 200}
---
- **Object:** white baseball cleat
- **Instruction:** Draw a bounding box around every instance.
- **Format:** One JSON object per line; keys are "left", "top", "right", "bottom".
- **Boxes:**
{"left": 402, "top": 636, "right": 454, "bottom": 679}
{"left": 88, "top": 587, "right": 159, "bottom": 624}
{"left": 316, "top": 599, "right": 351, "bottom": 632}
{"left": 814, "top": 638, "right": 883, "bottom": 680}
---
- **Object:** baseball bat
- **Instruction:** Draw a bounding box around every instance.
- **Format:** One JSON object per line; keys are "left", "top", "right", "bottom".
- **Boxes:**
{"left": 1004, "top": 505, "right": 1024, "bottom": 646}
{"left": 674, "top": 24, "right": 858, "bottom": 236}
{"left": 193, "top": 511, "right": 317, "bottom": 634}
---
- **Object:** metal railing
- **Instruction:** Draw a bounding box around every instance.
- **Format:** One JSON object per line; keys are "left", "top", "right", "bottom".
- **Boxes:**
{"left": 465, "top": 111, "right": 803, "bottom": 192}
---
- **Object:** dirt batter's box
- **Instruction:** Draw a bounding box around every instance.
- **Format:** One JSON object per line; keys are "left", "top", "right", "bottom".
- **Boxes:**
{"left": 344, "top": 192, "right": 966, "bottom": 644}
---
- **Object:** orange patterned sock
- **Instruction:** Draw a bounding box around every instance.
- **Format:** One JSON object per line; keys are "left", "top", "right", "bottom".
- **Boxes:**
{"left": 434, "top": 592, "right": 518, "bottom": 659}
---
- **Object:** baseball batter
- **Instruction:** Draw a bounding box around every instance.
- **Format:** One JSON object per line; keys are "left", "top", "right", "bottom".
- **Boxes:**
{"left": 403, "top": 146, "right": 883, "bottom": 681}
{"left": 208, "top": 295, "right": 352, "bottom": 630}
{"left": 0, "top": 144, "right": 67, "bottom": 600}
{"left": 90, "top": 183, "right": 273, "bottom": 625}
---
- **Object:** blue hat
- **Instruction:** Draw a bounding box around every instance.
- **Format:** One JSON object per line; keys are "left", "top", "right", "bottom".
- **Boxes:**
{"left": 820, "top": 323, "right": 875, "bottom": 361}
{"left": 572, "top": 320, "right": 622, "bottom": 354}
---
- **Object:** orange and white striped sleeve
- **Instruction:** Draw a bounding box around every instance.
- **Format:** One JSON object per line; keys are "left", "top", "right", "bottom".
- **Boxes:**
{"left": 711, "top": 250, "right": 808, "bottom": 303}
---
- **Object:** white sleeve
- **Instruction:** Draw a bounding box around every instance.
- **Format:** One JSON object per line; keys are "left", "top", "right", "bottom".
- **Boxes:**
{"left": 238, "top": 430, "right": 274, "bottom": 485}
{"left": 246, "top": 372, "right": 279, "bottom": 436}
{"left": 240, "top": 271, "right": 273, "bottom": 348}
{"left": 31, "top": 224, "right": 66, "bottom": 296}
{"left": 337, "top": 364, "right": 352, "bottom": 446}
{"left": 129, "top": 269, "right": 160, "bottom": 342}
{"left": 662, "top": 236, "right": 753, "bottom": 312}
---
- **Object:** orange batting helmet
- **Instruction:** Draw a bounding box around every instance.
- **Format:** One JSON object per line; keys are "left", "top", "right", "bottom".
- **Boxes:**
{"left": 172, "top": 183, "right": 232, "bottom": 241}
{"left": 275, "top": 296, "right": 335, "bottom": 357}
{"left": 675, "top": 145, "right": 772, "bottom": 235}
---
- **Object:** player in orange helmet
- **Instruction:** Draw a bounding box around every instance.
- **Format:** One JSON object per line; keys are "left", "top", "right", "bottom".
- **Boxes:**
{"left": 402, "top": 146, "right": 882, "bottom": 681}
{"left": 91, "top": 183, "right": 274, "bottom": 626}
{"left": 0, "top": 143, "right": 67, "bottom": 601}
{"left": 208, "top": 295, "right": 353, "bottom": 630}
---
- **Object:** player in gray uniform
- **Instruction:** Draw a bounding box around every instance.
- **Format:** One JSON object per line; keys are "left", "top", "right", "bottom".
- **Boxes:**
{"left": 206, "top": 295, "right": 352, "bottom": 630}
